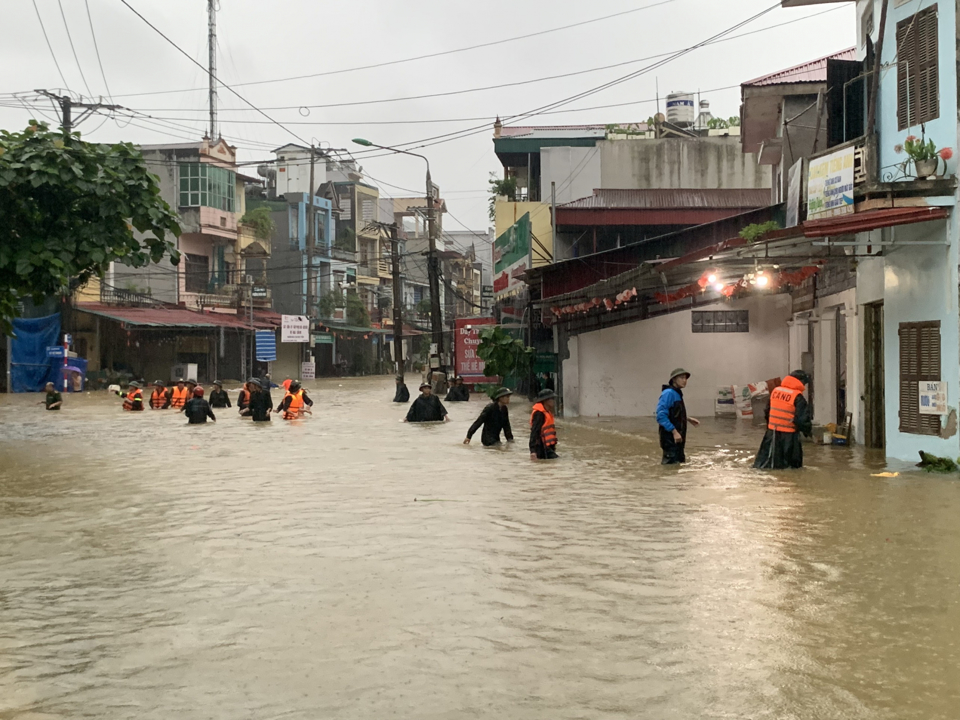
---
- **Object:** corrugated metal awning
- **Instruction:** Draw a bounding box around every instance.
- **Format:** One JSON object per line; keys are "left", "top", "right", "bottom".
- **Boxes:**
{"left": 75, "top": 304, "right": 280, "bottom": 330}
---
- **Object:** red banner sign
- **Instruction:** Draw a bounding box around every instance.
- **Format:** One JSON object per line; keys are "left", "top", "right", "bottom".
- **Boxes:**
{"left": 455, "top": 317, "right": 499, "bottom": 382}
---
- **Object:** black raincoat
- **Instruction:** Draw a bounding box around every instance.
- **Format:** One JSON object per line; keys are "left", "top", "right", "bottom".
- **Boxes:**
{"left": 467, "top": 402, "right": 513, "bottom": 446}
{"left": 406, "top": 394, "right": 448, "bottom": 422}
{"left": 393, "top": 384, "right": 410, "bottom": 403}
{"left": 753, "top": 394, "right": 812, "bottom": 469}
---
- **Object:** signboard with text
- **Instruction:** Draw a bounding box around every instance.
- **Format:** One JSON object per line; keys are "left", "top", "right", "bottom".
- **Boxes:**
{"left": 455, "top": 317, "right": 499, "bottom": 382}
{"left": 807, "top": 146, "right": 854, "bottom": 220}
{"left": 493, "top": 213, "right": 531, "bottom": 300}
{"left": 919, "top": 381, "right": 947, "bottom": 415}
{"left": 281, "top": 315, "right": 310, "bottom": 343}
{"left": 301, "top": 361, "right": 316, "bottom": 380}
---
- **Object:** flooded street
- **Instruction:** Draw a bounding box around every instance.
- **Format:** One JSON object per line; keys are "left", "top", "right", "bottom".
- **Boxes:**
{"left": 1, "top": 376, "right": 959, "bottom": 719}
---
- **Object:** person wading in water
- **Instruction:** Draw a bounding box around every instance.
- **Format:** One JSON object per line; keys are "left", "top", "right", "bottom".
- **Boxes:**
{"left": 529, "top": 389, "right": 559, "bottom": 460}
{"left": 753, "top": 371, "right": 812, "bottom": 469}
{"left": 464, "top": 388, "right": 514, "bottom": 446}
{"left": 656, "top": 368, "right": 700, "bottom": 465}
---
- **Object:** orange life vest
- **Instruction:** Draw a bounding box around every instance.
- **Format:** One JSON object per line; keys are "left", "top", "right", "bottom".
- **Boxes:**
{"left": 150, "top": 388, "right": 169, "bottom": 409}
{"left": 768, "top": 376, "right": 805, "bottom": 433}
{"left": 530, "top": 402, "right": 557, "bottom": 449}
{"left": 123, "top": 389, "right": 143, "bottom": 412}
{"left": 170, "top": 386, "right": 189, "bottom": 409}
{"left": 282, "top": 389, "right": 304, "bottom": 420}
{"left": 238, "top": 388, "right": 250, "bottom": 408}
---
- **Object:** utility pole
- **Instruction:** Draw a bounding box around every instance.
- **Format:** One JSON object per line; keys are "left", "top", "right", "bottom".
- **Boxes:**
{"left": 207, "top": 0, "right": 217, "bottom": 139}
{"left": 425, "top": 171, "right": 445, "bottom": 380}
{"left": 35, "top": 90, "right": 120, "bottom": 134}
{"left": 390, "top": 224, "right": 405, "bottom": 378}
{"left": 306, "top": 144, "right": 316, "bottom": 317}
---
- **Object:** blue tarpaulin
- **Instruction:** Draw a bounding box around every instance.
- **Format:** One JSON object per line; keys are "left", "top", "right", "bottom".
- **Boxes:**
{"left": 256, "top": 330, "right": 277, "bottom": 362}
{"left": 11, "top": 314, "right": 61, "bottom": 393}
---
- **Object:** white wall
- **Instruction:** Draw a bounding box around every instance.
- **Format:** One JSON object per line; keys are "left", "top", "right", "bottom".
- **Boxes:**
{"left": 567, "top": 294, "right": 793, "bottom": 418}
{"left": 562, "top": 335, "right": 581, "bottom": 417}
{"left": 541, "top": 146, "right": 601, "bottom": 204}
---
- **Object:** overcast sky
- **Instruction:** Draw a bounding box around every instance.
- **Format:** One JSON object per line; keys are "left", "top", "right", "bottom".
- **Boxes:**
{"left": 1, "top": 0, "right": 856, "bottom": 230}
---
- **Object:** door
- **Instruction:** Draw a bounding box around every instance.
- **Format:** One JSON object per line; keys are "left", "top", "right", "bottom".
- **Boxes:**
{"left": 863, "top": 302, "right": 885, "bottom": 449}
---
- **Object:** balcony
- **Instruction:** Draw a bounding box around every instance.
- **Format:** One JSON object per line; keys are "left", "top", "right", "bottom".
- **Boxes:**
{"left": 100, "top": 285, "right": 164, "bottom": 307}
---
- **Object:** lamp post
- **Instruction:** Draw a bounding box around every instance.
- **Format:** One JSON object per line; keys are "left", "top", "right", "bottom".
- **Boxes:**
{"left": 353, "top": 139, "right": 445, "bottom": 382}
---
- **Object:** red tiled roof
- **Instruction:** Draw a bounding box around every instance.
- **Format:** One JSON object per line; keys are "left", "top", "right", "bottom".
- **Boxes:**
{"left": 743, "top": 48, "right": 857, "bottom": 87}
{"left": 75, "top": 303, "right": 281, "bottom": 329}
{"left": 560, "top": 188, "right": 772, "bottom": 210}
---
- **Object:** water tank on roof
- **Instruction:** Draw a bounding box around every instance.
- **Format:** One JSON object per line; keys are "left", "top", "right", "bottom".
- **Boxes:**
{"left": 666, "top": 91, "right": 695, "bottom": 127}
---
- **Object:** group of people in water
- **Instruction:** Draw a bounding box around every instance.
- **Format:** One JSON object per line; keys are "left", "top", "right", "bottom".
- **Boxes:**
{"left": 394, "top": 376, "right": 559, "bottom": 460}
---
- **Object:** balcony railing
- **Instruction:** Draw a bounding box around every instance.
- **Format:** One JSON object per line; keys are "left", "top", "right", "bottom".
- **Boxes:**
{"left": 100, "top": 285, "right": 163, "bottom": 307}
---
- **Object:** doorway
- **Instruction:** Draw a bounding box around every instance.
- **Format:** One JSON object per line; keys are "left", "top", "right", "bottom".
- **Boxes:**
{"left": 836, "top": 307, "right": 847, "bottom": 422}
{"left": 863, "top": 302, "right": 885, "bottom": 449}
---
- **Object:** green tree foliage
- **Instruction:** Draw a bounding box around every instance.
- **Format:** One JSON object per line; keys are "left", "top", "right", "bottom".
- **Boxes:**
{"left": 739, "top": 221, "right": 781, "bottom": 243}
{"left": 345, "top": 289, "right": 370, "bottom": 327}
{"left": 476, "top": 324, "right": 534, "bottom": 380}
{"left": 240, "top": 206, "right": 275, "bottom": 241}
{"left": 488, "top": 174, "right": 517, "bottom": 222}
{"left": 317, "top": 291, "right": 345, "bottom": 319}
{"left": 0, "top": 122, "right": 181, "bottom": 334}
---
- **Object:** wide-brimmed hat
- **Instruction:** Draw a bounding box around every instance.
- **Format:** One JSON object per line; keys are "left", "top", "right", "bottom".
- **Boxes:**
{"left": 289, "top": 380, "right": 301, "bottom": 391}
{"left": 185, "top": 379, "right": 197, "bottom": 386}
{"left": 669, "top": 368, "right": 691, "bottom": 382}
{"left": 176, "top": 378, "right": 186, "bottom": 384}
{"left": 128, "top": 380, "right": 143, "bottom": 389}
{"left": 248, "top": 378, "right": 262, "bottom": 388}
{"left": 494, "top": 387, "right": 513, "bottom": 400}
{"left": 153, "top": 379, "right": 165, "bottom": 387}
{"left": 212, "top": 380, "right": 223, "bottom": 387}
{"left": 419, "top": 382, "right": 431, "bottom": 390}
{"left": 789, "top": 370, "right": 811, "bottom": 385}
{"left": 535, "top": 389, "right": 557, "bottom": 402}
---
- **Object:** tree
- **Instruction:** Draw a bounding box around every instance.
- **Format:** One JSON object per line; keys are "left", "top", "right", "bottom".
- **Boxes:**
{"left": 488, "top": 174, "right": 517, "bottom": 222}
{"left": 476, "top": 324, "right": 534, "bottom": 380}
{"left": 317, "top": 291, "right": 344, "bottom": 319}
{"left": 240, "top": 206, "right": 275, "bottom": 241}
{"left": 0, "top": 122, "right": 181, "bottom": 334}
{"left": 345, "top": 289, "right": 370, "bottom": 327}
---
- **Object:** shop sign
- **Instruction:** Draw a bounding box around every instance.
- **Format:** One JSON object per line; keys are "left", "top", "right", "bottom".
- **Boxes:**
{"left": 807, "top": 146, "right": 854, "bottom": 220}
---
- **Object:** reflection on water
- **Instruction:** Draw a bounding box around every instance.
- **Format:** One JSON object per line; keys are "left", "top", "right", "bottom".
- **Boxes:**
{"left": 1, "top": 377, "right": 959, "bottom": 719}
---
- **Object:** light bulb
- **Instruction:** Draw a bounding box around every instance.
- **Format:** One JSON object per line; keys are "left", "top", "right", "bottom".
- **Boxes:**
{"left": 707, "top": 273, "right": 717, "bottom": 284}
{"left": 756, "top": 275, "right": 769, "bottom": 288}
{"left": 713, "top": 282, "right": 724, "bottom": 292}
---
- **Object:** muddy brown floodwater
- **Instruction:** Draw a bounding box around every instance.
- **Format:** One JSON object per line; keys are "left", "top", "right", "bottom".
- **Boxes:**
{"left": 1, "top": 376, "right": 959, "bottom": 719}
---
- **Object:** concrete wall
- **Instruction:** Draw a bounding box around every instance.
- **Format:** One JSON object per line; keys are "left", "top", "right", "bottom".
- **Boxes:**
{"left": 599, "top": 137, "right": 771, "bottom": 190}
{"left": 541, "top": 146, "right": 601, "bottom": 204}
{"left": 274, "top": 336, "right": 303, "bottom": 383}
{"left": 564, "top": 294, "right": 793, "bottom": 418}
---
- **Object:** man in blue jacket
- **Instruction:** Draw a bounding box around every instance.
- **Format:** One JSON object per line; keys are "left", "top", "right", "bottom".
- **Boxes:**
{"left": 656, "top": 368, "right": 700, "bottom": 465}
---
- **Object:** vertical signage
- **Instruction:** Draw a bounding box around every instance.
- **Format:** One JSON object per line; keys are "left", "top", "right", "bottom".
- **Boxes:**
{"left": 455, "top": 317, "right": 499, "bottom": 382}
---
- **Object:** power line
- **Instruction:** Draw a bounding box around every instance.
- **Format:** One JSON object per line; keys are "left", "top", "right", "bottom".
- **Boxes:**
{"left": 56, "top": 0, "right": 94, "bottom": 97}
{"left": 83, "top": 0, "right": 114, "bottom": 101}
{"left": 117, "top": 0, "right": 310, "bottom": 147}
{"left": 109, "top": 1, "right": 675, "bottom": 99}
{"left": 31, "top": 0, "right": 68, "bottom": 89}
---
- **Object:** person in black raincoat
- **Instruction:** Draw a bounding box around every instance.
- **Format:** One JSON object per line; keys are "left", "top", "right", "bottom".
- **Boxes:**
{"left": 405, "top": 383, "right": 449, "bottom": 422}
{"left": 182, "top": 386, "right": 216, "bottom": 424}
{"left": 246, "top": 378, "right": 274, "bottom": 422}
{"left": 464, "top": 388, "right": 514, "bottom": 446}
{"left": 656, "top": 368, "right": 700, "bottom": 465}
{"left": 445, "top": 376, "right": 470, "bottom": 402}
{"left": 393, "top": 376, "right": 410, "bottom": 403}
{"left": 208, "top": 380, "right": 231, "bottom": 408}
{"left": 753, "top": 371, "right": 812, "bottom": 469}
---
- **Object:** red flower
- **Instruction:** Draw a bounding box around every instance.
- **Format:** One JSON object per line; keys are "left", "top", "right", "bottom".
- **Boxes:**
{"left": 905, "top": 135, "right": 918, "bottom": 143}
{"left": 939, "top": 147, "right": 954, "bottom": 160}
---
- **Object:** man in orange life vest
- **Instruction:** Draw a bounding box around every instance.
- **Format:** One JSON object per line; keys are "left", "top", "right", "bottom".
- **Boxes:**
{"left": 753, "top": 370, "right": 812, "bottom": 469}
{"left": 529, "top": 389, "right": 559, "bottom": 460}
{"left": 276, "top": 380, "right": 313, "bottom": 419}
{"left": 149, "top": 380, "right": 171, "bottom": 409}
{"left": 169, "top": 379, "right": 190, "bottom": 410}
{"left": 116, "top": 380, "right": 144, "bottom": 411}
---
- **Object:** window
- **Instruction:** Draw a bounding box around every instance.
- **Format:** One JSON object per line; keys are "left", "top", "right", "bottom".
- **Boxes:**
{"left": 361, "top": 198, "right": 375, "bottom": 222}
{"left": 316, "top": 212, "right": 327, "bottom": 247}
{"left": 691, "top": 310, "right": 749, "bottom": 333}
{"left": 178, "top": 163, "right": 236, "bottom": 212}
{"left": 896, "top": 5, "right": 939, "bottom": 130}
{"left": 289, "top": 205, "right": 300, "bottom": 248}
{"left": 899, "top": 320, "right": 941, "bottom": 434}
{"left": 184, "top": 253, "right": 210, "bottom": 293}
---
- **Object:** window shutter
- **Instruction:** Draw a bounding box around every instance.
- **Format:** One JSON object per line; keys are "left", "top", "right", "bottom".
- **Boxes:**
{"left": 897, "top": 5, "right": 939, "bottom": 130}
{"left": 899, "top": 321, "right": 940, "bottom": 435}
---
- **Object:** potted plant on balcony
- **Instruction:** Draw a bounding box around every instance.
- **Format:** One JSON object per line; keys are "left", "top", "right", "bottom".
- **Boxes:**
{"left": 898, "top": 133, "right": 953, "bottom": 178}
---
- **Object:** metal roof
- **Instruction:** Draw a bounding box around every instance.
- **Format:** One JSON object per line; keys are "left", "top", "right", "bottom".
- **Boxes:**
{"left": 743, "top": 48, "right": 857, "bottom": 86}
{"left": 559, "top": 189, "right": 772, "bottom": 210}
{"left": 75, "top": 304, "right": 280, "bottom": 330}
{"left": 498, "top": 125, "right": 609, "bottom": 139}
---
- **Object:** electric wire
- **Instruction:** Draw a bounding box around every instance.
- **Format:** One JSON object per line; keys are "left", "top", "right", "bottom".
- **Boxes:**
{"left": 83, "top": 0, "right": 114, "bottom": 101}
{"left": 56, "top": 0, "right": 95, "bottom": 98}
{"left": 31, "top": 0, "right": 69, "bottom": 89}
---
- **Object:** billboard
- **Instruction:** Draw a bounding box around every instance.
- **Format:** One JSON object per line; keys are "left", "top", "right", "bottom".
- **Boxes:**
{"left": 807, "top": 146, "right": 854, "bottom": 220}
{"left": 455, "top": 317, "right": 498, "bottom": 382}
{"left": 493, "top": 213, "right": 531, "bottom": 300}
{"left": 281, "top": 314, "right": 310, "bottom": 342}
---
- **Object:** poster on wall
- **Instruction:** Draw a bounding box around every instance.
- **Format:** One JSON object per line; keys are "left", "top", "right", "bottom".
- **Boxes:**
{"left": 493, "top": 213, "right": 531, "bottom": 300}
{"left": 301, "top": 361, "right": 316, "bottom": 380}
{"left": 455, "top": 317, "right": 499, "bottom": 382}
{"left": 919, "top": 381, "right": 947, "bottom": 415}
{"left": 281, "top": 315, "right": 310, "bottom": 342}
{"left": 807, "top": 146, "right": 854, "bottom": 220}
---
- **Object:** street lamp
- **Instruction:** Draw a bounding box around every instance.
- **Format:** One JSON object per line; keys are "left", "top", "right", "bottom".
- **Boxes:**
{"left": 352, "top": 138, "right": 446, "bottom": 384}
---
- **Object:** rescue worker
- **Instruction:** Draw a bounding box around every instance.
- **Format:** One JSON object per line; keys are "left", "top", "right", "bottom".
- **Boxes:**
{"left": 656, "top": 368, "right": 700, "bottom": 465}
{"left": 445, "top": 376, "right": 470, "bottom": 402}
{"left": 246, "top": 378, "right": 274, "bottom": 422}
{"left": 282, "top": 377, "right": 293, "bottom": 392}
{"left": 238, "top": 378, "right": 254, "bottom": 415}
{"left": 149, "top": 380, "right": 171, "bottom": 409}
{"left": 208, "top": 380, "right": 231, "bottom": 409}
{"left": 276, "top": 379, "right": 314, "bottom": 419}
{"left": 393, "top": 375, "right": 410, "bottom": 403}
{"left": 182, "top": 385, "right": 216, "bottom": 424}
{"left": 169, "top": 379, "right": 190, "bottom": 410}
{"left": 464, "top": 388, "right": 514, "bottom": 446}
{"left": 753, "top": 371, "right": 812, "bottom": 469}
{"left": 405, "top": 382, "right": 449, "bottom": 422}
{"left": 117, "top": 380, "right": 144, "bottom": 411}
{"left": 529, "top": 389, "right": 559, "bottom": 459}
{"left": 43, "top": 382, "right": 63, "bottom": 410}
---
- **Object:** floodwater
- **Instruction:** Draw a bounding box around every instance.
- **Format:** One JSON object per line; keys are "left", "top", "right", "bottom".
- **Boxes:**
{"left": 1, "top": 377, "right": 959, "bottom": 720}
